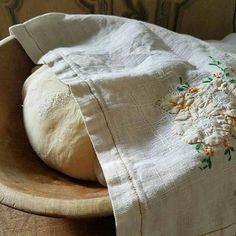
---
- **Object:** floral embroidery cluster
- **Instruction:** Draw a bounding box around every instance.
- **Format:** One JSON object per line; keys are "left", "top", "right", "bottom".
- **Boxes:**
{"left": 161, "top": 56, "right": 236, "bottom": 169}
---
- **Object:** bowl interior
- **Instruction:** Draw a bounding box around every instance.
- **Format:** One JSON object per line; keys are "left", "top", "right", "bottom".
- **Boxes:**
{"left": 0, "top": 37, "right": 112, "bottom": 218}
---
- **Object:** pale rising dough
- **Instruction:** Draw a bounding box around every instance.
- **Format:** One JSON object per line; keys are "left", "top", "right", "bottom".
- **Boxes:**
{"left": 22, "top": 65, "right": 106, "bottom": 185}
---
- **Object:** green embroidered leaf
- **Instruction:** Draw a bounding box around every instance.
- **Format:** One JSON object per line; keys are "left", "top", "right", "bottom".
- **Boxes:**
{"left": 229, "top": 79, "right": 236, "bottom": 83}
{"left": 177, "top": 86, "right": 184, "bottom": 91}
{"left": 177, "top": 77, "right": 190, "bottom": 91}
{"left": 208, "top": 158, "right": 212, "bottom": 168}
{"left": 200, "top": 157, "right": 212, "bottom": 169}
{"left": 208, "top": 56, "right": 227, "bottom": 74}
{"left": 181, "top": 83, "right": 190, "bottom": 88}
{"left": 201, "top": 158, "right": 209, "bottom": 163}
{"left": 203, "top": 77, "right": 213, "bottom": 83}
{"left": 177, "top": 81, "right": 190, "bottom": 91}
{"left": 224, "top": 149, "right": 230, "bottom": 155}
{"left": 199, "top": 165, "right": 208, "bottom": 170}
{"left": 223, "top": 67, "right": 230, "bottom": 76}
{"left": 209, "top": 56, "right": 221, "bottom": 65}
{"left": 224, "top": 147, "right": 234, "bottom": 161}
{"left": 195, "top": 143, "right": 203, "bottom": 152}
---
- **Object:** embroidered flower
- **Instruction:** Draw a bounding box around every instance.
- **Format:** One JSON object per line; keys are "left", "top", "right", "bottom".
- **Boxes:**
{"left": 222, "top": 139, "right": 235, "bottom": 160}
{"left": 160, "top": 92, "right": 192, "bottom": 114}
{"left": 196, "top": 78, "right": 236, "bottom": 117}
{"left": 195, "top": 143, "right": 216, "bottom": 169}
{"left": 213, "top": 72, "right": 222, "bottom": 79}
{"left": 173, "top": 104, "right": 232, "bottom": 145}
{"left": 187, "top": 87, "right": 199, "bottom": 94}
{"left": 203, "top": 146, "right": 215, "bottom": 157}
{"left": 223, "top": 138, "right": 230, "bottom": 148}
{"left": 160, "top": 56, "right": 236, "bottom": 169}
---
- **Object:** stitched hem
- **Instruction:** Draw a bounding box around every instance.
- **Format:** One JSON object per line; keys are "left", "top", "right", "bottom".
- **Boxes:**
{"left": 57, "top": 50, "right": 143, "bottom": 235}
{"left": 9, "top": 24, "right": 44, "bottom": 63}
{"left": 200, "top": 222, "right": 236, "bottom": 235}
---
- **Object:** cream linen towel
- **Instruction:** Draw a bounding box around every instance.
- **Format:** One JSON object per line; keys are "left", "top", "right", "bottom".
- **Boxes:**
{"left": 208, "top": 33, "right": 236, "bottom": 59}
{"left": 10, "top": 13, "right": 236, "bottom": 235}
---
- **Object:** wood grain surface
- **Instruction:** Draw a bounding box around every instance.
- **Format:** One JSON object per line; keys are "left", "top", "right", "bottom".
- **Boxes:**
{"left": 0, "top": 36, "right": 112, "bottom": 218}
{"left": 0, "top": 34, "right": 115, "bottom": 236}
{"left": 0, "top": 204, "right": 115, "bottom": 236}
{"left": 0, "top": 0, "right": 235, "bottom": 39}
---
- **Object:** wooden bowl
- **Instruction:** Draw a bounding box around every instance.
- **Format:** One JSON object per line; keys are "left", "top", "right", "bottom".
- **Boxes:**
{"left": 0, "top": 36, "right": 112, "bottom": 218}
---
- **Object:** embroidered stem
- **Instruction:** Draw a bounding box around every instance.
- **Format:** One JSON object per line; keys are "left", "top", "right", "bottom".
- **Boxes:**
{"left": 199, "top": 157, "right": 212, "bottom": 170}
{"left": 161, "top": 56, "right": 236, "bottom": 171}
{"left": 203, "top": 77, "right": 213, "bottom": 83}
{"left": 209, "top": 56, "right": 230, "bottom": 79}
{"left": 195, "top": 143, "right": 215, "bottom": 169}
{"left": 177, "top": 77, "right": 190, "bottom": 91}
{"left": 224, "top": 146, "right": 234, "bottom": 161}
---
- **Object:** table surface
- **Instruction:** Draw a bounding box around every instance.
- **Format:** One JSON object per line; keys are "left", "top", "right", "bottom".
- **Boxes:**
{"left": 0, "top": 204, "right": 115, "bottom": 236}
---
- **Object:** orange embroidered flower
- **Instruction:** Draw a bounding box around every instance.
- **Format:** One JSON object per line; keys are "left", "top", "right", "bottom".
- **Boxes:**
{"left": 162, "top": 56, "right": 236, "bottom": 169}
{"left": 203, "top": 147, "right": 214, "bottom": 157}
{"left": 169, "top": 100, "right": 188, "bottom": 110}
{"left": 223, "top": 139, "right": 229, "bottom": 148}
{"left": 188, "top": 87, "right": 199, "bottom": 93}
{"left": 177, "top": 101, "right": 188, "bottom": 109}
{"left": 160, "top": 92, "right": 193, "bottom": 114}
{"left": 213, "top": 72, "right": 222, "bottom": 79}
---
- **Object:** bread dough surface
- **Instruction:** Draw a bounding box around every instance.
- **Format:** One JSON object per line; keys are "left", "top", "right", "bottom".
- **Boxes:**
{"left": 23, "top": 65, "right": 102, "bottom": 182}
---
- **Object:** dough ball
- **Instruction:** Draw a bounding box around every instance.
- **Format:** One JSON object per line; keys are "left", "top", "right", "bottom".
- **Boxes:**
{"left": 22, "top": 65, "right": 106, "bottom": 184}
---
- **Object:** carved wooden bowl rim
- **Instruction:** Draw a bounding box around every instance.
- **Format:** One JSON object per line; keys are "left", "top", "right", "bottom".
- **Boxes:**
{"left": 0, "top": 36, "right": 113, "bottom": 218}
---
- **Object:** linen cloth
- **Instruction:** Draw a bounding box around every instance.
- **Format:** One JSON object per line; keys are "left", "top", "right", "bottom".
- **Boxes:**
{"left": 9, "top": 13, "right": 236, "bottom": 235}
{"left": 208, "top": 33, "right": 236, "bottom": 59}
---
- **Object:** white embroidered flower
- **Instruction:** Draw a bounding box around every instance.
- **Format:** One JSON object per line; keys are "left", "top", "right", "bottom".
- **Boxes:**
{"left": 193, "top": 79, "right": 236, "bottom": 117}
{"left": 160, "top": 62, "right": 236, "bottom": 149}
{"left": 159, "top": 56, "right": 236, "bottom": 169}
{"left": 173, "top": 103, "right": 232, "bottom": 145}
